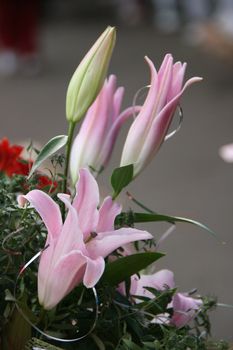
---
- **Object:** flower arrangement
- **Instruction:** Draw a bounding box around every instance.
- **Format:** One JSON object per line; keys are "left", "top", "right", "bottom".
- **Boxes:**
{"left": 0, "top": 27, "right": 229, "bottom": 350}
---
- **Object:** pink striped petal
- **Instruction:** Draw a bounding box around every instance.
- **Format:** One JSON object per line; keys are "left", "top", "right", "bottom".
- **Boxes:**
{"left": 97, "top": 196, "right": 122, "bottom": 232}
{"left": 134, "top": 269, "right": 175, "bottom": 298}
{"left": 83, "top": 256, "right": 105, "bottom": 288}
{"left": 18, "top": 190, "right": 62, "bottom": 239}
{"left": 167, "top": 62, "right": 186, "bottom": 101}
{"left": 156, "top": 54, "right": 173, "bottom": 112}
{"left": 120, "top": 57, "right": 158, "bottom": 166}
{"left": 87, "top": 228, "right": 152, "bottom": 259}
{"left": 39, "top": 250, "right": 87, "bottom": 310}
{"left": 98, "top": 105, "right": 141, "bottom": 167}
{"left": 133, "top": 76, "right": 202, "bottom": 175}
{"left": 54, "top": 193, "right": 86, "bottom": 258}
{"left": 171, "top": 293, "right": 202, "bottom": 328}
{"left": 72, "top": 168, "right": 99, "bottom": 238}
{"left": 113, "top": 86, "right": 124, "bottom": 119}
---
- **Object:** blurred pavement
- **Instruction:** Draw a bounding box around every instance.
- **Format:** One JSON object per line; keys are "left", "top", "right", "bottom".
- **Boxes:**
{"left": 1, "top": 21, "right": 233, "bottom": 340}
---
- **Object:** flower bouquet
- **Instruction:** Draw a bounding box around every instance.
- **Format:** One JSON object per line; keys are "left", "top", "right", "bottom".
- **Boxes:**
{"left": 0, "top": 27, "right": 229, "bottom": 350}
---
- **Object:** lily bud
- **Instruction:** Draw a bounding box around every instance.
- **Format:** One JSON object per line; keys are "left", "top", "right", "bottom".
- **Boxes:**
{"left": 70, "top": 75, "right": 139, "bottom": 185}
{"left": 66, "top": 26, "right": 116, "bottom": 123}
{"left": 120, "top": 54, "right": 202, "bottom": 177}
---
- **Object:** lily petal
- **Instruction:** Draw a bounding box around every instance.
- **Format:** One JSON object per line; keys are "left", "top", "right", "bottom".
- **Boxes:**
{"left": 40, "top": 250, "right": 87, "bottom": 310}
{"left": 83, "top": 256, "right": 105, "bottom": 288}
{"left": 134, "top": 76, "right": 202, "bottom": 175}
{"left": 87, "top": 228, "right": 152, "bottom": 259}
{"left": 18, "top": 190, "right": 62, "bottom": 239}
{"left": 55, "top": 193, "right": 86, "bottom": 257}
{"left": 134, "top": 269, "right": 175, "bottom": 298}
{"left": 97, "top": 196, "right": 122, "bottom": 232}
{"left": 171, "top": 293, "right": 202, "bottom": 328}
{"left": 72, "top": 168, "right": 99, "bottom": 238}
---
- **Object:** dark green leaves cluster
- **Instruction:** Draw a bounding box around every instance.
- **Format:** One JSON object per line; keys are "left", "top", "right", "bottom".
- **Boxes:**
{"left": 0, "top": 173, "right": 225, "bottom": 350}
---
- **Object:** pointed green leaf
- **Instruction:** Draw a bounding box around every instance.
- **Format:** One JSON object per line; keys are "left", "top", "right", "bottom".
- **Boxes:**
{"left": 101, "top": 252, "right": 164, "bottom": 286}
{"left": 111, "top": 164, "right": 134, "bottom": 199}
{"left": 28, "top": 135, "right": 68, "bottom": 178}
{"left": 132, "top": 213, "right": 216, "bottom": 237}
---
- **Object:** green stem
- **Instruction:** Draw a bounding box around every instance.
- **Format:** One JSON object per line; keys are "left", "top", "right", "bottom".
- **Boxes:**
{"left": 62, "top": 122, "right": 75, "bottom": 218}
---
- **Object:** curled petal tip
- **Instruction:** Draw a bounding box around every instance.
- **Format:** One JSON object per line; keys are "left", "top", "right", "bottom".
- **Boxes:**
{"left": 17, "top": 195, "right": 27, "bottom": 207}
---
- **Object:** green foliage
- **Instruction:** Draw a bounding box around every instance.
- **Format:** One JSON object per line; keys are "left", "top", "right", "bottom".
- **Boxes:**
{"left": 102, "top": 252, "right": 164, "bottom": 286}
{"left": 111, "top": 165, "right": 134, "bottom": 199}
{"left": 0, "top": 174, "right": 228, "bottom": 350}
{"left": 28, "top": 135, "right": 68, "bottom": 178}
{"left": 116, "top": 212, "right": 215, "bottom": 237}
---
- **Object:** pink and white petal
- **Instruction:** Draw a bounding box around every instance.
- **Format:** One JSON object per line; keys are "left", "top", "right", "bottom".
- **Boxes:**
{"left": 69, "top": 84, "right": 109, "bottom": 184}
{"left": 36, "top": 236, "right": 56, "bottom": 309}
{"left": 97, "top": 196, "right": 122, "bottom": 232}
{"left": 171, "top": 293, "right": 202, "bottom": 328}
{"left": 156, "top": 54, "right": 173, "bottom": 111}
{"left": 39, "top": 250, "right": 87, "bottom": 310}
{"left": 137, "top": 269, "right": 175, "bottom": 296}
{"left": 83, "top": 256, "right": 105, "bottom": 288}
{"left": 72, "top": 168, "right": 99, "bottom": 238}
{"left": 87, "top": 228, "right": 152, "bottom": 259}
{"left": 133, "top": 75, "right": 202, "bottom": 176}
{"left": 158, "top": 54, "right": 172, "bottom": 81}
{"left": 219, "top": 143, "right": 233, "bottom": 162}
{"left": 99, "top": 105, "right": 141, "bottom": 167}
{"left": 18, "top": 190, "right": 62, "bottom": 239}
{"left": 167, "top": 62, "right": 186, "bottom": 102}
{"left": 120, "top": 58, "right": 158, "bottom": 167}
{"left": 113, "top": 86, "right": 124, "bottom": 119}
{"left": 55, "top": 193, "right": 86, "bottom": 257}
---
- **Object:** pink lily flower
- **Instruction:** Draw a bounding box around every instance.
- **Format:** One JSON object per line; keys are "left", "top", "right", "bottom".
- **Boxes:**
{"left": 120, "top": 54, "right": 202, "bottom": 177}
{"left": 120, "top": 268, "right": 202, "bottom": 328}
{"left": 18, "top": 168, "right": 152, "bottom": 310}
{"left": 70, "top": 75, "right": 140, "bottom": 185}
{"left": 171, "top": 292, "right": 203, "bottom": 329}
{"left": 125, "top": 269, "right": 175, "bottom": 300}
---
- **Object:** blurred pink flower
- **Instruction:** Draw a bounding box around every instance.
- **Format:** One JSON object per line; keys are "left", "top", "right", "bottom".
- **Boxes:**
{"left": 120, "top": 267, "right": 202, "bottom": 328}
{"left": 70, "top": 75, "right": 140, "bottom": 184}
{"left": 171, "top": 292, "right": 203, "bottom": 329}
{"left": 120, "top": 54, "right": 202, "bottom": 177}
{"left": 127, "top": 269, "right": 175, "bottom": 300}
{"left": 219, "top": 142, "right": 233, "bottom": 162}
{"left": 18, "top": 168, "right": 152, "bottom": 310}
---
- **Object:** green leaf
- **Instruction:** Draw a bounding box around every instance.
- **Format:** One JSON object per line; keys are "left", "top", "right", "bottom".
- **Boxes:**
{"left": 131, "top": 213, "right": 216, "bottom": 237}
{"left": 28, "top": 135, "right": 68, "bottom": 178}
{"left": 111, "top": 164, "right": 134, "bottom": 199}
{"left": 122, "top": 339, "right": 143, "bottom": 350}
{"left": 101, "top": 252, "right": 164, "bottom": 286}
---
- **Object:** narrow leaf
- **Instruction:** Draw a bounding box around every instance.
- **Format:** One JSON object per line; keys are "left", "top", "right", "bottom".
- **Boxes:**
{"left": 101, "top": 252, "right": 164, "bottom": 286}
{"left": 111, "top": 164, "right": 134, "bottom": 199}
{"left": 28, "top": 135, "right": 68, "bottom": 178}
{"left": 128, "top": 212, "right": 216, "bottom": 237}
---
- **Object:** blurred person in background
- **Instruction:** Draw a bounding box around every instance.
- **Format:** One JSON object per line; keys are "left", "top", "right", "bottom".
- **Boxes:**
{"left": 114, "top": 0, "right": 149, "bottom": 26}
{"left": 199, "top": 0, "right": 233, "bottom": 60}
{"left": 0, "top": 0, "right": 40, "bottom": 76}
{"left": 152, "top": 0, "right": 180, "bottom": 33}
{"left": 152, "top": 0, "right": 210, "bottom": 36}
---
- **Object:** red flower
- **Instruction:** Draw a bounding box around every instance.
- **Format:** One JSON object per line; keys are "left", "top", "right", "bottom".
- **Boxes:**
{"left": 0, "top": 138, "right": 58, "bottom": 192}
{"left": 36, "top": 174, "right": 58, "bottom": 192}
{"left": 0, "top": 138, "right": 31, "bottom": 176}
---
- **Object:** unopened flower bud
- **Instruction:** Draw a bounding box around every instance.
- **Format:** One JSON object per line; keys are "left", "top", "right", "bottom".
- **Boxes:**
{"left": 66, "top": 26, "right": 116, "bottom": 123}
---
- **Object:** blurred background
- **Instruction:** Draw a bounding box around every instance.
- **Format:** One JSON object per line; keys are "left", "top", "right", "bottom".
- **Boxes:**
{"left": 0, "top": 0, "right": 233, "bottom": 341}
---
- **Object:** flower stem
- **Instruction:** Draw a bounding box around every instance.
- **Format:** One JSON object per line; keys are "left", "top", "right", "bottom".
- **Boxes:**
{"left": 61, "top": 122, "right": 75, "bottom": 219}
{"left": 62, "top": 122, "right": 75, "bottom": 194}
